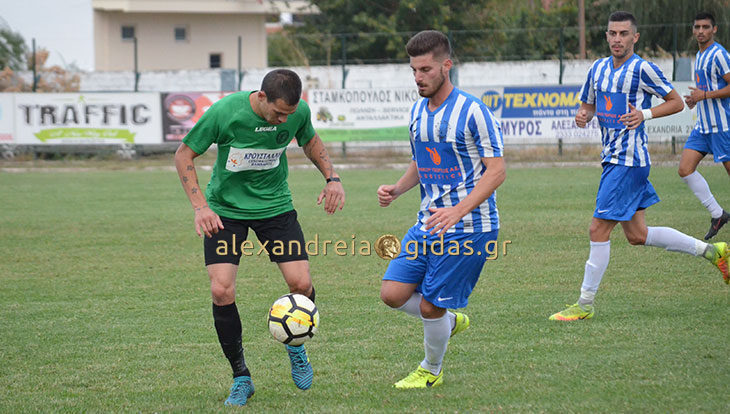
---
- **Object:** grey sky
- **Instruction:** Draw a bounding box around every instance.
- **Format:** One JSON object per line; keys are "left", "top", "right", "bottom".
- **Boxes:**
{"left": 0, "top": 0, "right": 93, "bottom": 71}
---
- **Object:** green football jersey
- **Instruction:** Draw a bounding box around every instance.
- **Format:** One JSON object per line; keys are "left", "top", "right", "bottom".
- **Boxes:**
{"left": 183, "top": 91, "right": 316, "bottom": 220}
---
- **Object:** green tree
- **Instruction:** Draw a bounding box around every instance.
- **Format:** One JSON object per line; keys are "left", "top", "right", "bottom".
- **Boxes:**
{"left": 0, "top": 28, "right": 28, "bottom": 70}
{"left": 270, "top": 0, "right": 505, "bottom": 65}
{"left": 583, "top": 0, "right": 730, "bottom": 58}
{"left": 267, "top": 0, "right": 730, "bottom": 66}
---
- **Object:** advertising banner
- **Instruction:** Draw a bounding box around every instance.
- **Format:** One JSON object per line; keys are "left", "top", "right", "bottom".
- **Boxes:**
{"left": 0, "top": 94, "right": 14, "bottom": 142}
{"left": 465, "top": 82, "right": 696, "bottom": 143}
{"left": 13, "top": 93, "right": 162, "bottom": 144}
{"left": 160, "top": 92, "right": 234, "bottom": 141}
{"left": 306, "top": 88, "right": 419, "bottom": 142}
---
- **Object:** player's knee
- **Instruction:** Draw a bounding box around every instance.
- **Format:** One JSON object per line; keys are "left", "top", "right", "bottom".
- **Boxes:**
{"left": 677, "top": 164, "right": 694, "bottom": 177}
{"left": 287, "top": 278, "right": 312, "bottom": 296}
{"left": 210, "top": 283, "right": 235, "bottom": 304}
{"left": 626, "top": 233, "right": 646, "bottom": 245}
{"left": 380, "top": 288, "right": 404, "bottom": 309}
{"left": 588, "top": 223, "right": 603, "bottom": 239}
{"left": 419, "top": 301, "right": 445, "bottom": 319}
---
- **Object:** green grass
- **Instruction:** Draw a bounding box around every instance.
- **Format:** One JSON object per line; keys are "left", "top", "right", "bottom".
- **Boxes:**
{"left": 0, "top": 162, "right": 728, "bottom": 412}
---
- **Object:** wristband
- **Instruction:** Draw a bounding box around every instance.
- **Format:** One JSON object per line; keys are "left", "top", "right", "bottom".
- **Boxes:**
{"left": 326, "top": 177, "right": 341, "bottom": 183}
{"left": 641, "top": 108, "right": 653, "bottom": 121}
{"left": 704, "top": 91, "right": 707, "bottom": 100}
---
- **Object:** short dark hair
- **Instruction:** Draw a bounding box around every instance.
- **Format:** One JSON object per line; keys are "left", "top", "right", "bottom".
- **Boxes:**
{"left": 406, "top": 30, "right": 451, "bottom": 59}
{"left": 694, "top": 11, "right": 716, "bottom": 27}
{"left": 608, "top": 11, "right": 637, "bottom": 32}
{"left": 260, "top": 69, "right": 302, "bottom": 106}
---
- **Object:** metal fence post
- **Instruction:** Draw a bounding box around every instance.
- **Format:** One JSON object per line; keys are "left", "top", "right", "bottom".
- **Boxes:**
{"left": 558, "top": 138, "right": 563, "bottom": 156}
{"left": 341, "top": 35, "right": 349, "bottom": 89}
{"left": 672, "top": 23, "right": 678, "bottom": 81}
{"left": 238, "top": 36, "right": 242, "bottom": 90}
{"left": 134, "top": 37, "right": 140, "bottom": 92}
{"left": 559, "top": 28, "right": 564, "bottom": 85}
{"left": 32, "top": 38, "right": 37, "bottom": 92}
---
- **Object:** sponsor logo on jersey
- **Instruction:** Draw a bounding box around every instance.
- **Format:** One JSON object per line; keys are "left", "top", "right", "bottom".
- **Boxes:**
{"left": 255, "top": 126, "right": 277, "bottom": 132}
{"left": 226, "top": 147, "right": 286, "bottom": 171}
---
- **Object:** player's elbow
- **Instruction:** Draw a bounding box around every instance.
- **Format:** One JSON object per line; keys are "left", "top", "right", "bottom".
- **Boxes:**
{"left": 490, "top": 165, "right": 506, "bottom": 188}
{"left": 174, "top": 143, "right": 196, "bottom": 166}
{"left": 669, "top": 98, "right": 684, "bottom": 115}
{"left": 496, "top": 168, "right": 506, "bottom": 186}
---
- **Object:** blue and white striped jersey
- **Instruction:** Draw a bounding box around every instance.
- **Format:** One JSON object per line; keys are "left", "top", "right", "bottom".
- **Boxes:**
{"left": 409, "top": 87, "right": 504, "bottom": 233}
{"left": 694, "top": 42, "right": 730, "bottom": 133}
{"left": 579, "top": 54, "right": 674, "bottom": 166}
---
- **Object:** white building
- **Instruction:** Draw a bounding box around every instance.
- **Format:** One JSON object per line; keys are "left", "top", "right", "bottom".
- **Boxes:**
{"left": 92, "top": 0, "right": 317, "bottom": 71}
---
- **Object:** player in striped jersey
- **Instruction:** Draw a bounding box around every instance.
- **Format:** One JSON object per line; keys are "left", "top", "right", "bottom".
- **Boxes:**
{"left": 377, "top": 30, "right": 505, "bottom": 388}
{"left": 550, "top": 11, "right": 730, "bottom": 322}
{"left": 680, "top": 12, "right": 730, "bottom": 240}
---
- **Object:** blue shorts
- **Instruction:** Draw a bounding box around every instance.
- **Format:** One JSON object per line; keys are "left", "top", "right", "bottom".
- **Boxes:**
{"left": 382, "top": 225, "right": 498, "bottom": 309}
{"left": 684, "top": 129, "right": 730, "bottom": 163}
{"left": 594, "top": 163, "right": 660, "bottom": 221}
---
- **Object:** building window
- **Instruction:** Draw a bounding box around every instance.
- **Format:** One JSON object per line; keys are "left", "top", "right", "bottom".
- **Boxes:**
{"left": 174, "top": 26, "right": 187, "bottom": 42}
{"left": 209, "top": 53, "right": 222, "bottom": 68}
{"left": 121, "top": 25, "right": 135, "bottom": 41}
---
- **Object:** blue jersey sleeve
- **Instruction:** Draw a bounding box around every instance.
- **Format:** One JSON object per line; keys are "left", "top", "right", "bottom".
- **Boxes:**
{"left": 640, "top": 61, "right": 674, "bottom": 98}
{"left": 468, "top": 105, "right": 503, "bottom": 158}
{"left": 580, "top": 61, "right": 599, "bottom": 104}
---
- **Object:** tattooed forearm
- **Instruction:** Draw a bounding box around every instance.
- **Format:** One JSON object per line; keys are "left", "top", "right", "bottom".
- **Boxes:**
{"left": 304, "top": 134, "right": 336, "bottom": 178}
{"left": 318, "top": 149, "right": 334, "bottom": 177}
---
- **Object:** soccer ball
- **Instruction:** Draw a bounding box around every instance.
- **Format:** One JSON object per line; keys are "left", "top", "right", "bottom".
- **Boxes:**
{"left": 267, "top": 293, "right": 319, "bottom": 346}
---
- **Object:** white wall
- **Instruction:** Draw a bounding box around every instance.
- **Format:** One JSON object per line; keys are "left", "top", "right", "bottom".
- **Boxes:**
{"left": 74, "top": 58, "right": 676, "bottom": 92}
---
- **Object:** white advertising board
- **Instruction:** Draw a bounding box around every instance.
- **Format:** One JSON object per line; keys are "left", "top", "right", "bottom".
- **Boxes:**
{"left": 13, "top": 93, "right": 162, "bottom": 144}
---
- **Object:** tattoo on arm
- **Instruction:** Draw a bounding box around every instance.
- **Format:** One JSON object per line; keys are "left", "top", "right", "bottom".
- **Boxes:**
{"left": 303, "top": 134, "right": 335, "bottom": 178}
{"left": 182, "top": 176, "right": 189, "bottom": 183}
{"left": 186, "top": 165, "right": 194, "bottom": 171}
{"left": 191, "top": 188, "right": 198, "bottom": 194}
{"left": 318, "top": 148, "right": 333, "bottom": 177}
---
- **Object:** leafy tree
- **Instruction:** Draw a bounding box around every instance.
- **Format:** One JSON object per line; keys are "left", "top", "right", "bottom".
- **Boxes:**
{"left": 268, "top": 0, "right": 730, "bottom": 66}
{"left": 0, "top": 29, "right": 28, "bottom": 71}
{"left": 0, "top": 48, "right": 80, "bottom": 92}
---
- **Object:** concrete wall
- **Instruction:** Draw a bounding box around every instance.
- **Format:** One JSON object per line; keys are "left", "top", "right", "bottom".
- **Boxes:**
{"left": 76, "top": 57, "right": 676, "bottom": 92}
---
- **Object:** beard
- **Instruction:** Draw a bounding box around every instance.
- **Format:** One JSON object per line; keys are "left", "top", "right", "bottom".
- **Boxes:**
{"left": 418, "top": 71, "right": 447, "bottom": 98}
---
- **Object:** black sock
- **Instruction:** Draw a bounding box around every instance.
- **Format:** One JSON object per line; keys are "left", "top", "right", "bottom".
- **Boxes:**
{"left": 307, "top": 285, "right": 316, "bottom": 303}
{"left": 212, "top": 302, "right": 250, "bottom": 378}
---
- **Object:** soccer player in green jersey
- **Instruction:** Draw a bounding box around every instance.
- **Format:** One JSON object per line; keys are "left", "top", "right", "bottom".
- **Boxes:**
{"left": 174, "top": 69, "right": 345, "bottom": 406}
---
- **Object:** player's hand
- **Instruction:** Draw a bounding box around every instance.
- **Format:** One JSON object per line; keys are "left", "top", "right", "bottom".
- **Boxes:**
{"left": 575, "top": 108, "right": 590, "bottom": 128}
{"left": 425, "top": 206, "right": 465, "bottom": 236}
{"left": 620, "top": 103, "right": 644, "bottom": 130}
{"left": 317, "top": 180, "right": 345, "bottom": 215}
{"left": 684, "top": 86, "right": 704, "bottom": 109}
{"left": 194, "top": 206, "right": 224, "bottom": 238}
{"left": 377, "top": 184, "right": 399, "bottom": 207}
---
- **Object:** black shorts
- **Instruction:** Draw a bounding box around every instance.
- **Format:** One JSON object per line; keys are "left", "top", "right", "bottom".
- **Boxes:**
{"left": 204, "top": 210, "right": 308, "bottom": 265}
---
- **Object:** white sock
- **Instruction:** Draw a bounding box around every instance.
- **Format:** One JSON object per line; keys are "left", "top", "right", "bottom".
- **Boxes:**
{"left": 421, "top": 313, "right": 450, "bottom": 375}
{"left": 579, "top": 241, "right": 610, "bottom": 305}
{"left": 447, "top": 311, "right": 456, "bottom": 330}
{"left": 396, "top": 292, "right": 423, "bottom": 317}
{"left": 396, "top": 293, "right": 456, "bottom": 328}
{"left": 682, "top": 171, "right": 724, "bottom": 218}
{"left": 645, "top": 226, "right": 707, "bottom": 256}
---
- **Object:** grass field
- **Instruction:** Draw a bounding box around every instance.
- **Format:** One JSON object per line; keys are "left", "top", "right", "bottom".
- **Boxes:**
{"left": 0, "top": 161, "right": 728, "bottom": 412}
